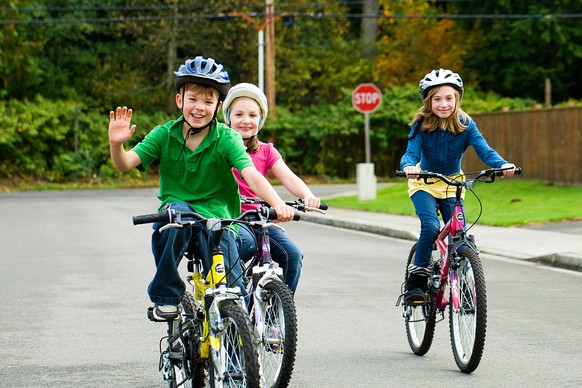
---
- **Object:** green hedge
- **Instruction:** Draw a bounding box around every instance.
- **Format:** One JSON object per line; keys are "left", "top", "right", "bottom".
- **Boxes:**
{"left": 0, "top": 87, "right": 539, "bottom": 182}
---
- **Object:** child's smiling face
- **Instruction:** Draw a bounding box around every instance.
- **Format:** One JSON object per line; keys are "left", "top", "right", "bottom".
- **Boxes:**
{"left": 177, "top": 84, "right": 220, "bottom": 129}
{"left": 430, "top": 85, "right": 458, "bottom": 119}
{"left": 229, "top": 97, "right": 262, "bottom": 140}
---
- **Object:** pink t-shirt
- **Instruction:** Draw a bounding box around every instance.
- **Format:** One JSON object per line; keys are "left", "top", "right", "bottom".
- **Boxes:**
{"left": 233, "top": 141, "right": 282, "bottom": 211}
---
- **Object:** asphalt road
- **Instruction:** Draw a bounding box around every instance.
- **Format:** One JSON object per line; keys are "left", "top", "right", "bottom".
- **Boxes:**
{"left": 1, "top": 189, "right": 581, "bottom": 387}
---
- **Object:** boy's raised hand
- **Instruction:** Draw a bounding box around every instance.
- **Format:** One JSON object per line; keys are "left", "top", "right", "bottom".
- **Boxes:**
{"left": 109, "top": 106, "right": 136, "bottom": 145}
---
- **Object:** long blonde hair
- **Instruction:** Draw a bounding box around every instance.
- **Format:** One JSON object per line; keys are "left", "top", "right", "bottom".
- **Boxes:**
{"left": 409, "top": 86, "right": 469, "bottom": 134}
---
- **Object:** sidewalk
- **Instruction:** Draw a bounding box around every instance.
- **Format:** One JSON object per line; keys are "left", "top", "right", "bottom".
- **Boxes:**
{"left": 299, "top": 207, "right": 582, "bottom": 271}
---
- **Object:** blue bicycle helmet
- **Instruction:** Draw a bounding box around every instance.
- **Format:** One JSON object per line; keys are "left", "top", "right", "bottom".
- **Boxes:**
{"left": 419, "top": 68, "right": 464, "bottom": 100}
{"left": 174, "top": 56, "right": 231, "bottom": 98}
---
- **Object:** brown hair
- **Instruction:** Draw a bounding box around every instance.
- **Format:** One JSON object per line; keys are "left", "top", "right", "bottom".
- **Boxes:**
{"left": 245, "top": 136, "right": 260, "bottom": 153}
{"left": 409, "top": 86, "right": 469, "bottom": 134}
{"left": 180, "top": 83, "right": 220, "bottom": 100}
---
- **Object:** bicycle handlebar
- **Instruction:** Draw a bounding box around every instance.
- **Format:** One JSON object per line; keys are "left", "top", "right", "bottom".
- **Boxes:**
{"left": 395, "top": 167, "right": 522, "bottom": 187}
{"left": 133, "top": 206, "right": 299, "bottom": 227}
{"left": 240, "top": 196, "right": 328, "bottom": 213}
{"left": 133, "top": 210, "right": 173, "bottom": 225}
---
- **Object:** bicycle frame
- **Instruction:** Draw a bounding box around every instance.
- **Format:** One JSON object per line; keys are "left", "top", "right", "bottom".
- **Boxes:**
{"left": 183, "top": 222, "right": 247, "bottom": 360}
{"left": 247, "top": 222, "right": 286, "bottom": 318}
{"left": 432, "top": 192, "right": 472, "bottom": 312}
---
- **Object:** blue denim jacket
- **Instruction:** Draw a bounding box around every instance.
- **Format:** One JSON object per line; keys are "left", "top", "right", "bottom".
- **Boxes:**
{"left": 400, "top": 116, "right": 507, "bottom": 176}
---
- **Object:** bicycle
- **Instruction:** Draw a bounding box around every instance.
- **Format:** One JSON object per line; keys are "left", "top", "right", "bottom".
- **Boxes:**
{"left": 239, "top": 196, "right": 328, "bottom": 388}
{"left": 395, "top": 166, "right": 521, "bottom": 373}
{"left": 133, "top": 208, "right": 276, "bottom": 388}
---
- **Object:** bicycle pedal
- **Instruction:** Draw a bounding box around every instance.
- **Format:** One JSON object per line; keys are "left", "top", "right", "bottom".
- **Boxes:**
{"left": 147, "top": 306, "right": 173, "bottom": 322}
{"left": 403, "top": 295, "right": 429, "bottom": 306}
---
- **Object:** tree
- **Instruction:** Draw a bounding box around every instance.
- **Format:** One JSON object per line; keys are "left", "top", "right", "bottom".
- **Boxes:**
{"left": 373, "top": 0, "right": 470, "bottom": 89}
{"left": 454, "top": 0, "right": 582, "bottom": 102}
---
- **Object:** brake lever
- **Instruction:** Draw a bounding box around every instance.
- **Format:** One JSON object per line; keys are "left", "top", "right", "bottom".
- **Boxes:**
{"left": 159, "top": 222, "right": 185, "bottom": 232}
{"left": 304, "top": 206, "right": 326, "bottom": 214}
{"left": 261, "top": 223, "right": 285, "bottom": 232}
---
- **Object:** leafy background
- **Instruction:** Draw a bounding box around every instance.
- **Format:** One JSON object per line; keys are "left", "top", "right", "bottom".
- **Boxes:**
{"left": 1, "top": 0, "right": 580, "bottom": 182}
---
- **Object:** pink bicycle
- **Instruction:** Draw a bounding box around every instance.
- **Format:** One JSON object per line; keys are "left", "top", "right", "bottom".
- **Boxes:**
{"left": 395, "top": 166, "right": 521, "bottom": 373}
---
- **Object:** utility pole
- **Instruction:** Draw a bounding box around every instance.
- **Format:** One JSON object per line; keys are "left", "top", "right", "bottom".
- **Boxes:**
{"left": 166, "top": 0, "right": 178, "bottom": 114}
{"left": 361, "top": 0, "right": 379, "bottom": 58}
{"left": 265, "top": 0, "right": 276, "bottom": 119}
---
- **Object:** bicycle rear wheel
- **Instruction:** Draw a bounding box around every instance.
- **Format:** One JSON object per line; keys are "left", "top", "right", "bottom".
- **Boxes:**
{"left": 256, "top": 280, "right": 297, "bottom": 388}
{"left": 209, "top": 304, "right": 261, "bottom": 388}
{"left": 449, "top": 248, "right": 487, "bottom": 373}
{"left": 403, "top": 244, "right": 437, "bottom": 356}
{"left": 180, "top": 292, "right": 206, "bottom": 387}
{"left": 165, "top": 320, "right": 190, "bottom": 388}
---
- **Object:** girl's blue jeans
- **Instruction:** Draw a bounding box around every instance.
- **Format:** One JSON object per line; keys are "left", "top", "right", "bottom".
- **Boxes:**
{"left": 237, "top": 223, "right": 303, "bottom": 294}
{"left": 410, "top": 191, "right": 459, "bottom": 272}
{"left": 148, "top": 202, "right": 243, "bottom": 305}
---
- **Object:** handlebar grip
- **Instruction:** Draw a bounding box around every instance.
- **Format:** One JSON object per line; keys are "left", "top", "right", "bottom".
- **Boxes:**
{"left": 263, "top": 208, "right": 300, "bottom": 221}
{"left": 493, "top": 167, "right": 522, "bottom": 177}
{"left": 266, "top": 208, "right": 278, "bottom": 220}
{"left": 132, "top": 211, "right": 171, "bottom": 225}
{"left": 319, "top": 202, "right": 329, "bottom": 211}
{"left": 395, "top": 171, "right": 407, "bottom": 177}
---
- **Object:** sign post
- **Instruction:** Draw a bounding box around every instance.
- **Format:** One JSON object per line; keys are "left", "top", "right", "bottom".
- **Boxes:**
{"left": 352, "top": 83, "right": 382, "bottom": 200}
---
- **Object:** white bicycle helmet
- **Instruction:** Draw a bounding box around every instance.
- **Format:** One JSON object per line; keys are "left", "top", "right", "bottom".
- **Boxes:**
{"left": 174, "top": 56, "right": 231, "bottom": 98}
{"left": 419, "top": 68, "right": 464, "bottom": 100}
{"left": 222, "top": 83, "right": 269, "bottom": 130}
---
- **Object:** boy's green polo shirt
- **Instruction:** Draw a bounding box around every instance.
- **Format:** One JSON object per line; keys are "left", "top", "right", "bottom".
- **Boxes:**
{"left": 132, "top": 118, "right": 254, "bottom": 219}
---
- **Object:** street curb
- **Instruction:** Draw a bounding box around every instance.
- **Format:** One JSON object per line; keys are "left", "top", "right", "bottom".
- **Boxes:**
{"left": 526, "top": 253, "right": 582, "bottom": 271}
{"left": 301, "top": 213, "right": 582, "bottom": 272}
{"left": 300, "top": 213, "right": 419, "bottom": 241}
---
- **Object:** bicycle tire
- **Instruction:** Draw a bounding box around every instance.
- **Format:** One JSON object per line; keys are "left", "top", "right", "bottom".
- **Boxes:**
{"left": 404, "top": 243, "right": 437, "bottom": 356}
{"left": 209, "top": 303, "right": 261, "bottom": 388}
{"left": 255, "top": 280, "right": 297, "bottom": 388}
{"left": 181, "top": 292, "right": 206, "bottom": 387}
{"left": 166, "top": 319, "right": 192, "bottom": 388}
{"left": 448, "top": 248, "right": 487, "bottom": 373}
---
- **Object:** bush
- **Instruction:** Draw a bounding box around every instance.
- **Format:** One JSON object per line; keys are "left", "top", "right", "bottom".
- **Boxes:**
{"left": 0, "top": 88, "right": 540, "bottom": 182}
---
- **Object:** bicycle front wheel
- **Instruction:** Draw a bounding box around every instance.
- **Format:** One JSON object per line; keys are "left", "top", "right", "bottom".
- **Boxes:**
{"left": 449, "top": 248, "right": 487, "bottom": 373}
{"left": 404, "top": 244, "right": 437, "bottom": 356}
{"left": 256, "top": 280, "right": 297, "bottom": 388}
{"left": 209, "top": 304, "right": 261, "bottom": 388}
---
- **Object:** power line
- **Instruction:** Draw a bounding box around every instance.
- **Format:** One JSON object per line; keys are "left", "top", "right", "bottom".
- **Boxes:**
{"left": 1, "top": 12, "right": 580, "bottom": 25}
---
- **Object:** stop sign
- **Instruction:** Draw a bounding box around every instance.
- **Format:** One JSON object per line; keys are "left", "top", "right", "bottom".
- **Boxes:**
{"left": 352, "top": 83, "right": 382, "bottom": 113}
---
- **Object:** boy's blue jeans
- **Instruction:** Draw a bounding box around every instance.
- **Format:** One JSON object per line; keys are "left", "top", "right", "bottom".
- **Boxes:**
{"left": 237, "top": 223, "right": 303, "bottom": 294}
{"left": 410, "top": 191, "right": 459, "bottom": 274}
{"left": 148, "top": 202, "right": 243, "bottom": 305}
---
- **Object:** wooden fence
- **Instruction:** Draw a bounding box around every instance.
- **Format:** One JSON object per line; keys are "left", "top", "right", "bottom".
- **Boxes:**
{"left": 461, "top": 106, "right": 582, "bottom": 184}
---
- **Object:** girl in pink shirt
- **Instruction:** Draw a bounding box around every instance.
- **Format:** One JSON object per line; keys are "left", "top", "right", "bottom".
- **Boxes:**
{"left": 223, "top": 83, "right": 320, "bottom": 293}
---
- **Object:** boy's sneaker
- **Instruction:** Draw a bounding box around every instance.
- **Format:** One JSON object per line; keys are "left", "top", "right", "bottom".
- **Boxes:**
{"left": 404, "top": 274, "right": 428, "bottom": 304}
{"left": 153, "top": 304, "right": 179, "bottom": 320}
